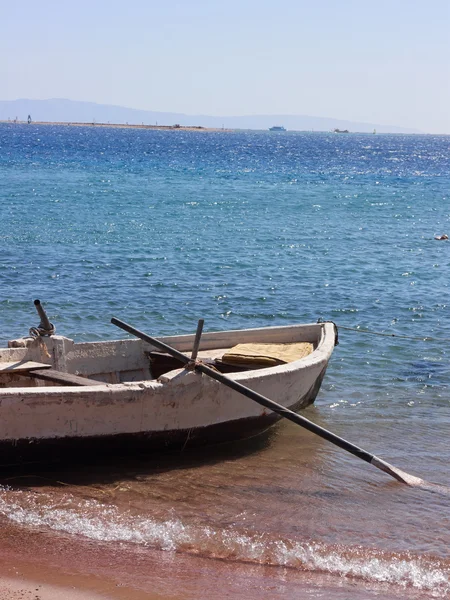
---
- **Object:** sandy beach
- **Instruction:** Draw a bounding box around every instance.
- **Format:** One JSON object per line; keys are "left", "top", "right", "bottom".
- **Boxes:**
{"left": 0, "top": 518, "right": 183, "bottom": 600}
{"left": 0, "top": 576, "right": 110, "bottom": 600}
{"left": 0, "top": 555, "right": 161, "bottom": 600}
{"left": 0, "top": 558, "right": 118, "bottom": 600}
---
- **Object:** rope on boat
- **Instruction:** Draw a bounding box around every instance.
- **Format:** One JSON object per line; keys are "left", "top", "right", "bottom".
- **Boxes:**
{"left": 29, "top": 324, "right": 56, "bottom": 338}
{"left": 29, "top": 299, "right": 55, "bottom": 338}
{"left": 317, "top": 319, "right": 339, "bottom": 345}
{"left": 328, "top": 323, "right": 450, "bottom": 343}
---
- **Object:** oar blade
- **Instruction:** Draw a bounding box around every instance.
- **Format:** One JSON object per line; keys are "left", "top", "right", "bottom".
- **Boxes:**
{"left": 371, "top": 457, "right": 450, "bottom": 493}
{"left": 371, "top": 457, "right": 424, "bottom": 486}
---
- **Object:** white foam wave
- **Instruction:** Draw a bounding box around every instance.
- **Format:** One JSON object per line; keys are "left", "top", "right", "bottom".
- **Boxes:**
{"left": 0, "top": 487, "right": 448, "bottom": 594}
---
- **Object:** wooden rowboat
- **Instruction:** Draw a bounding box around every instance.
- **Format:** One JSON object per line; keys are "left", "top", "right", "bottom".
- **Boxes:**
{"left": 0, "top": 321, "right": 337, "bottom": 464}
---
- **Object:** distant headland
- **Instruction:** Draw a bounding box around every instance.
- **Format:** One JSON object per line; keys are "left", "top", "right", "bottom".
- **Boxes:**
{"left": 0, "top": 119, "right": 226, "bottom": 132}
{"left": 0, "top": 98, "right": 422, "bottom": 134}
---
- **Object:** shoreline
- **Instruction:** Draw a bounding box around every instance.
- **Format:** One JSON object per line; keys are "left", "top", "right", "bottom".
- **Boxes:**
{"left": 0, "top": 576, "right": 112, "bottom": 600}
{"left": 0, "top": 550, "right": 163, "bottom": 600}
{"left": 0, "top": 120, "right": 229, "bottom": 132}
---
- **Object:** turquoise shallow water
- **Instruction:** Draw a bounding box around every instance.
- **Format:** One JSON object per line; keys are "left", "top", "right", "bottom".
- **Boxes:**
{"left": 1, "top": 124, "right": 450, "bottom": 597}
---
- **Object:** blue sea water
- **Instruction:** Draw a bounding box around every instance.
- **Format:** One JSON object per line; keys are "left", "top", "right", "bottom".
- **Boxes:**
{"left": 1, "top": 124, "right": 450, "bottom": 598}
{"left": 1, "top": 125, "right": 449, "bottom": 397}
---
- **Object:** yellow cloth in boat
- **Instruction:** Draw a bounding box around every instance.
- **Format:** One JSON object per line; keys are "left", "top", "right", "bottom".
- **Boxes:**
{"left": 221, "top": 342, "right": 314, "bottom": 366}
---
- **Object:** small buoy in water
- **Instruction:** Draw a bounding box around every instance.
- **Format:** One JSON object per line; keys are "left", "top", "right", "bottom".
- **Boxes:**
{"left": 434, "top": 234, "right": 448, "bottom": 240}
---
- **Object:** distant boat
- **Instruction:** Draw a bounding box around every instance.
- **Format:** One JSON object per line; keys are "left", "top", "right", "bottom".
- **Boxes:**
{"left": 269, "top": 126, "right": 286, "bottom": 132}
{"left": 373, "top": 129, "right": 376, "bottom": 134}
{"left": 333, "top": 128, "right": 349, "bottom": 134}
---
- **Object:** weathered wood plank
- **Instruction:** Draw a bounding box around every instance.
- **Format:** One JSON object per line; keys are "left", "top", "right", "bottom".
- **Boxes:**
{"left": 0, "top": 361, "right": 52, "bottom": 373}
{"left": 25, "top": 368, "right": 104, "bottom": 387}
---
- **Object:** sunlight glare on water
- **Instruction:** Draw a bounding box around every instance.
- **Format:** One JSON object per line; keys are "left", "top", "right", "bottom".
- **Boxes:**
{"left": 0, "top": 125, "right": 449, "bottom": 598}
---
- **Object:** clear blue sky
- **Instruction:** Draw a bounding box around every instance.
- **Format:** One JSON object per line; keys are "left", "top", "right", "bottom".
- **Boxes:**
{"left": 2, "top": 0, "right": 449, "bottom": 132}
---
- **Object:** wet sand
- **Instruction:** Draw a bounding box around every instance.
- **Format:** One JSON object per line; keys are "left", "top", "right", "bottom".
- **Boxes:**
{"left": 0, "top": 519, "right": 172, "bottom": 600}
{"left": 0, "top": 530, "right": 420, "bottom": 600}
{"left": 0, "top": 576, "right": 111, "bottom": 600}
{"left": 0, "top": 550, "right": 162, "bottom": 600}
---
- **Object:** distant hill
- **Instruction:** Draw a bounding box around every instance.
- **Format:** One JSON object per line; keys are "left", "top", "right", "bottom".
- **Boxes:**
{"left": 0, "top": 98, "right": 421, "bottom": 134}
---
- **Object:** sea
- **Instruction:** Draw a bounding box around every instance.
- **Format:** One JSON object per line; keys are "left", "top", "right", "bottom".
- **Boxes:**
{"left": 0, "top": 124, "right": 449, "bottom": 598}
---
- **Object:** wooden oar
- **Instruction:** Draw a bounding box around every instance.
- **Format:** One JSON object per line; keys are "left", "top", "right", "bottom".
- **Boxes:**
{"left": 190, "top": 319, "right": 204, "bottom": 361}
{"left": 111, "top": 317, "right": 425, "bottom": 487}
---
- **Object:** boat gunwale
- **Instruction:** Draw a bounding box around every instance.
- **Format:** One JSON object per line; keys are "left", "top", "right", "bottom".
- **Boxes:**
{"left": 0, "top": 322, "right": 336, "bottom": 395}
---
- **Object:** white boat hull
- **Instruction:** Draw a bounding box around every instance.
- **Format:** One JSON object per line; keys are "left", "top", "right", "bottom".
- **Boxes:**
{"left": 0, "top": 323, "right": 336, "bottom": 463}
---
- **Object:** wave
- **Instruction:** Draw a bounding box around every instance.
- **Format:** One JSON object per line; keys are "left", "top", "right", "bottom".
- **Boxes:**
{"left": 0, "top": 487, "right": 448, "bottom": 595}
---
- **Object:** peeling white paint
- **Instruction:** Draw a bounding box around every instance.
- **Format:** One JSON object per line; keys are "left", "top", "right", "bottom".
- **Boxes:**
{"left": 0, "top": 323, "right": 336, "bottom": 443}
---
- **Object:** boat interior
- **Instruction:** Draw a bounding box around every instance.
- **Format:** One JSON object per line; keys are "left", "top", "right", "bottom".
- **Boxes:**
{"left": 0, "top": 327, "right": 320, "bottom": 390}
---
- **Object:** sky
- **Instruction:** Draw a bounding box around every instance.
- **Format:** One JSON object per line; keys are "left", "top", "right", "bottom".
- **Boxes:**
{"left": 1, "top": 0, "right": 449, "bottom": 133}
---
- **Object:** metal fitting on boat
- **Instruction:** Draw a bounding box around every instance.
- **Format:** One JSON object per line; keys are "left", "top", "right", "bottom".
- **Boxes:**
{"left": 29, "top": 299, "right": 56, "bottom": 337}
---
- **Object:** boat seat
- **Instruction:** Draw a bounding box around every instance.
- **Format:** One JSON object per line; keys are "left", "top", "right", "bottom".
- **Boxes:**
{"left": 22, "top": 368, "right": 104, "bottom": 387}
{"left": 0, "top": 360, "right": 52, "bottom": 373}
